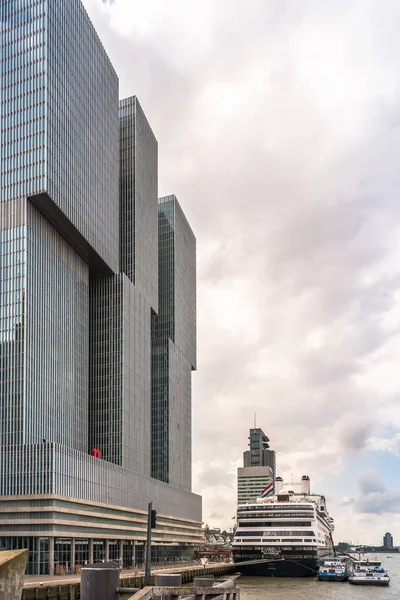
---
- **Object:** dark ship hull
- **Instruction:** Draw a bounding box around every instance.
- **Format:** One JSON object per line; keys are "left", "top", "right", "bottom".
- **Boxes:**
{"left": 233, "top": 547, "right": 330, "bottom": 577}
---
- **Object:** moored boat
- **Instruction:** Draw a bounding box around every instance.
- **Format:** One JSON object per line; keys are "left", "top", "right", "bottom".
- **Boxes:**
{"left": 317, "top": 558, "right": 348, "bottom": 581}
{"left": 232, "top": 475, "right": 334, "bottom": 577}
{"left": 349, "top": 560, "right": 390, "bottom": 586}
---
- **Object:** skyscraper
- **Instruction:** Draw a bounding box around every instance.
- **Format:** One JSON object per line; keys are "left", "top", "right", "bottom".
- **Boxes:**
{"left": 383, "top": 532, "right": 393, "bottom": 550}
{"left": 0, "top": 0, "right": 200, "bottom": 575}
{"left": 152, "top": 195, "right": 196, "bottom": 491}
{"left": 243, "top": 428, "right": 276, "bottom": 481}
{"left": 237, "top": 427, "right": 276, "bottom": 504}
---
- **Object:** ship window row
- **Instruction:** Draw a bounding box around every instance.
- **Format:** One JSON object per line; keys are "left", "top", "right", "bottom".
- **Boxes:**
{"left": 238, "top": 512, "right": 313, "bottom": 519}
{"left": 234, "top": 551, "right": 318, "bottom": 560}
{"left": 238, "top": 505, "right": 313, "bottom": 512}
{"left": 237, "top": 530, "right": 315, "bottom": 537}
{"left": 235, "top": 539, "right": 314, "bottom": 544}
{"left": 238, "top": 521, "right": 312, "bottom": 527}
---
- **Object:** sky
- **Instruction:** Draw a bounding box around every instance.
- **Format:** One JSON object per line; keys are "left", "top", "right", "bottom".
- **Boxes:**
{"left": 84, "top": 0, "right": 400, "bottom": 545}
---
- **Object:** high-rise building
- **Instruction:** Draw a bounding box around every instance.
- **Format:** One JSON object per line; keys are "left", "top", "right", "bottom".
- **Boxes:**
{"left": 243, "top": 428, "right": 276, "bottom": 481}
{"left": 0, "top": 0, "right": 201, "bottom": 576}
{"left": 237, "top": 427, "right": 276, "bottom": 505}
{"left": 383, "top": 532, "right": 393, "bottom": 550}
{"left": 151, "top": 195, "right": 196, "bottom": 491}
{"left": 237, "top": 466, "right": 273, "bottom": 505}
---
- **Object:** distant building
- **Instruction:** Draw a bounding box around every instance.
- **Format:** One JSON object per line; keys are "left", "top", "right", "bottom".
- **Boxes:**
{"left": 238, "top": 466, "right": 273, "bottom": 504}
{"left": 383, "top": 532, "right": 394, "bottom": 550}
{"left": 202, "top": 528, "right": 233, "bottom": 547}
{"left": 243, "top": 428, "right": 276, "bottom": 480}
{"left": 237, "top": 427, "right": 276, "bottom": 505}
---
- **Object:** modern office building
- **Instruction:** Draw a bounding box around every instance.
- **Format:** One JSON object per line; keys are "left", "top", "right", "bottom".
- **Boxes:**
{"left": 383, "top": 532, "right": 394, "bottom": 550}
{"left": 243, "top": 428, "right": 276, "bottom": 481}
{"left": 237, "top": 466, "right": 274, "bottom": 505}
{"left": 237, "top": 427, "right": 276, "bottom": 505}
{"left": 0, "top": 0, "right": 201, "bottom": 576}
{"left": 151, "top": 195, "right": 196, "bottom": 491}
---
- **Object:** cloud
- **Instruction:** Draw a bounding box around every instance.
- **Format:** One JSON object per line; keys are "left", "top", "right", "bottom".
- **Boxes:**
{"left": 356, "top": 491, "right": 400, "bottom": 516}
{"left": 367, "top": 433, "right": 400, "bottom": 456}
{"left": 341, "top": 497, "right": 355, "bottom": 507}
{"left": 339, "top": 419, "right": 374, "bottom": 454}
{"left": 357, "top": 470, "right": 386, "bottom": 495}
{"left": 353, "top": 469, "right": 400, "bottom": 516}
{"left": 83, "top": 0, "right": 400, "bottom": 542}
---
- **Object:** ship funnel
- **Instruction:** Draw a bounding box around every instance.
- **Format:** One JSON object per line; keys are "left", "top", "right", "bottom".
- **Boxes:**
{"left": 301, "top": 475, "right": 310, "bottom": 494}
{"left": 275, "top": 476, "right": 283, "bottom": 494}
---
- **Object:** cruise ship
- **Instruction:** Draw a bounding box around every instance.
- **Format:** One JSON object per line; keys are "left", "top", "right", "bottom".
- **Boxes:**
{"left": 232, "top": 476, "right": 334, "bottom": 577}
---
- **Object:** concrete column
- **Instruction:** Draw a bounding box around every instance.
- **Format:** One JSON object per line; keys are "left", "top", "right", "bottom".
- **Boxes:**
{"left": 49, "top": 537, "right": 55, "bottom": 576}
{"left": 89, "top": 539, "right": 94, "bottom": 565}
{"left": 119, "top": 540, "right": 124, "bottom": 569}
{"left": 105, "top": 539, "right": 110, "bottom": 562}
{"left": 71, "top": 538, "right": 76, "bottom": 573}
{"left": 37, "top": 538, "right": 41, "bottom": 576}
{"left": 132, "top": 541, "right": 136, "bottom": 568}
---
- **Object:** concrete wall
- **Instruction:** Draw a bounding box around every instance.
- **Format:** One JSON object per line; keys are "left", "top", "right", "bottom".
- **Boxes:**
{"left": 0, "top": 549, "right": 28, "bottom": 600}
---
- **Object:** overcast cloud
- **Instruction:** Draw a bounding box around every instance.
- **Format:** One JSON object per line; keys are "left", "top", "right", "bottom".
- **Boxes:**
{"left": 84, "top": 0, "right": 400, "bottom": 544}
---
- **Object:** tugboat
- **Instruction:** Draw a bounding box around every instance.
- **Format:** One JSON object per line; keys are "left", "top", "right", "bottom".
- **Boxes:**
{"left": 317, "top": 557, "right": 348, "bottom": 582}
{"left": 349, "top": 560, "right": 390, "bottom": 586}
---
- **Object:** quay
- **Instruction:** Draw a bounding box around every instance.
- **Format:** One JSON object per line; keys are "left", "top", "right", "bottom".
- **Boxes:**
{"left": 22, "top": 562, "right": 237, "bottom": 600}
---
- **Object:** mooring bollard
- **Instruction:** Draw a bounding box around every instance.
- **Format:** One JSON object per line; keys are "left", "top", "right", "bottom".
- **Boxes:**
{"left": 193, "top": 576, "right": 215, "bottom": 588}
{"left": 154, "top": 574, "right": 182, "bottom": 586}
{"left": 154, "top": 573, "right": 182, "bottom": 600}
{"left": 80, "top": 561, "right": 120, "bottom": 600}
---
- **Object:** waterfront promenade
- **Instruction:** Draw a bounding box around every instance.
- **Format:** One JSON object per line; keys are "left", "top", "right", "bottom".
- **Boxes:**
{"left": 22, "top": 561, "right": 236, "bottom": 599}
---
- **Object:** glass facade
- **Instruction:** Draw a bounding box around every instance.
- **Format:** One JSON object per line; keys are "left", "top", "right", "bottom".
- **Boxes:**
{"left": 1, "top": 0, "right": 48, "bottom": 201}
{"left": 0, "top": 0, "right": 201, "bottom": 577}
{"left": 1, "top": 0, "right": 120, "bottom": 272}
{"left": 0, "top": 534, "right": 196, "bottom": 575}
{"left": 1, "top": 199, "right": 89, "bottom": 452}
{"left": 89, "top": 274, "right": 151, "bottom": 476}
{"left": 152, "top": 196, "right": 196, "bottom": 491}
{"left": 119, "top": 97, "right": 158, "bottom": 311}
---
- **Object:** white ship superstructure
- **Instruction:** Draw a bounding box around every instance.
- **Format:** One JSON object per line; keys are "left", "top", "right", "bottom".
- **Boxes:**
{"left": 349, "top": 560, "right": 390, "bottom": 586}
{"left": 232, "top": 475, "right": 334, "bottom": 577}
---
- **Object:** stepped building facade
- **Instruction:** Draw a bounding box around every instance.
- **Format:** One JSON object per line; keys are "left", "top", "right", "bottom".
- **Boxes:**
{"left": 0, "top": 0, "right": 200, "bottom": 575}
{"left": 237, "top": 428, "right": 276, "bottom": 505}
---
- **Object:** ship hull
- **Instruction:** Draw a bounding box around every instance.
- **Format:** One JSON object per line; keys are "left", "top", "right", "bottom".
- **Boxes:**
{"left": 235, "top": 558, "right": 319, "bottom": 577}
{"left": 318, "top": 574, "right": 348, "bottom": 582}
{"left": 349, "top": 579, "right": 389, "bottom": 586}
{"left": 233, "top": 545, "right": 332, "bottom": 578}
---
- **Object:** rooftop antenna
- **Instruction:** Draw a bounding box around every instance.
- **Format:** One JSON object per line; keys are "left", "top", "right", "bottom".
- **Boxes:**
{"left": 254, "top": 413, "right": 257, "bottom": 428}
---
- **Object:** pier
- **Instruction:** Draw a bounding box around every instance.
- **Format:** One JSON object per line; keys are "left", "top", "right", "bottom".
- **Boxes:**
{"left": 22, "top": 561, "right": 237, "bottom": 600}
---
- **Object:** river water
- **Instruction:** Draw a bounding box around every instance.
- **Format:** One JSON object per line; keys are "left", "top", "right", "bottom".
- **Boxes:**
{"left": 239, "top": 554, "right": 400, "bottom": 600}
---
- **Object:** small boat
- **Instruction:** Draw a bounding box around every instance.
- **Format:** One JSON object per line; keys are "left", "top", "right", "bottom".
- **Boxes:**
{"left": 349, "top": 560, "right": 390, "bottom": 586}
{"left": 317, "top": 558, "right": 348, "bottom": 582}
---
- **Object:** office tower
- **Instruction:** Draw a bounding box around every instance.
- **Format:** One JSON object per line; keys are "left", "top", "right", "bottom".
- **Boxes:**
{"left": 237, "top": 427, "right": 276, "bottom": 504}
{"left": 243, "top": 428, "right": 276, "bottom": 481}
{"left": 383, "top": 532, "right": 393, "bottom": 550}
{"left": 237, "top": 466, "right": 274, "bottom": 505}
{"left": 88, "top": 97, "right": 158, "bottom": 476}
{"left": 152, "top": 195, "right": 196, "bottom": 491}
{"left": 0, "top": 0, "right": 201, "bottom": 576}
